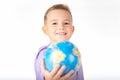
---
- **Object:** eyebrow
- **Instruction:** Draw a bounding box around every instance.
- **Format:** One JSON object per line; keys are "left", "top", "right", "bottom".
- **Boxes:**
{"left": 50, "top": 19, "right": 57, "bottom": 22}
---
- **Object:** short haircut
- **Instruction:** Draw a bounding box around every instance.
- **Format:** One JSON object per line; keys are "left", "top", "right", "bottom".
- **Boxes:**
{"left": 44, "top": 4, "right": 72, "bottom": 24}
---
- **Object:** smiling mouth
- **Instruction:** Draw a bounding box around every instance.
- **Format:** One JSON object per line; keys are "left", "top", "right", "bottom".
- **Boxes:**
{"left": 56, "top": 32, "right": 67, "bottom": 36}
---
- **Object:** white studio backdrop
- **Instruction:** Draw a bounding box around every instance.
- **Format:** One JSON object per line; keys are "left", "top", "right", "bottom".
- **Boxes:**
{"left": 0, "top": 0, "right": 120, "bottom": 80}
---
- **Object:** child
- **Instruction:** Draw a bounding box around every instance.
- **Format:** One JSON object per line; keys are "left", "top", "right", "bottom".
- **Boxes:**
{"left": 34, "top": 4, "right": 84, "bottom": 80}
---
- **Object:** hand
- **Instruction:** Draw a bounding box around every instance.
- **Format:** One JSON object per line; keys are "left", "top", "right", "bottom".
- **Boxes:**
{"left": 41, "top": 59, "right": 74, "bottom": 80}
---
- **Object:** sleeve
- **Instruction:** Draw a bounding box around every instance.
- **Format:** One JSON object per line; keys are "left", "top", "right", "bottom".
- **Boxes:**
{"left": 74, "top": 47, "right": 84, "bottom": 80}
{"left": 70, "top": 64, "right": 84, "bottom": 80}
{"left": 34, "top": 46, "right": 47, "bottom": 80}
{"left": 77, "top": 65, "right": 84, "bottom": 80}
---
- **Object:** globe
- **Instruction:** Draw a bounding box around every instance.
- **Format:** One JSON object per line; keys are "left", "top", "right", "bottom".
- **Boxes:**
{"left": 44, "top": 41, "right": 81, "bottom": 76}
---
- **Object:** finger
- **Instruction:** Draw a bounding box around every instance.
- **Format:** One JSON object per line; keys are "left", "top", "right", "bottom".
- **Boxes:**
{"left": 61, "top": 70, "right": 74, "bottom": 80}
{"left": 51, "top": 64, "right": 60, "bottom": 76}
{"left": 70, "top": 73, "right": 75, "bottom": 79}
{"left": 40, "top": 59, "right": 49, "bottom": 75}
{"left": 67, "top": 70, "right": 74, "bottom": 78}
{"left": 54, "top": 66, "right": 66, "bottom": 78}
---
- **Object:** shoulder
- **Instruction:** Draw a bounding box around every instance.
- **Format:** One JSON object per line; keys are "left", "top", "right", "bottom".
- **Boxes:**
{"left": 35, "top": 45, "right": 49, "bottom": 59}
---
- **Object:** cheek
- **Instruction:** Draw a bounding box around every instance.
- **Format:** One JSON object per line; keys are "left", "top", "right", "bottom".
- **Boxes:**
{"left": 69, "top": 27, "right": 74, "bottom": 33}
{"left": 48, "top": 29, "right": 55, "bottom": 34}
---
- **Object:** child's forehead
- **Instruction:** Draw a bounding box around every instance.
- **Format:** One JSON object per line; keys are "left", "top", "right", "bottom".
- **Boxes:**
{"left": 46, "top": 9, "right": 72, "bottom": 18}
{"left": 44, "top": 9, "right": 72, "bottom": 24}
{"left": 47, "top": 9, "right": 70, "bottom": 15}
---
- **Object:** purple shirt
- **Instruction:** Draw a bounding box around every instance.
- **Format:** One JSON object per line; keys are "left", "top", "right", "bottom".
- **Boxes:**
{"left": 34, "top": 44, "right": 84, "bottom": 80}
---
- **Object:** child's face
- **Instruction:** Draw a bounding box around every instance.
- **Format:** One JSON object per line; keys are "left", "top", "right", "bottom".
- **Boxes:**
{"left": 43, "top": 9, "right": 74, "bottom": 44}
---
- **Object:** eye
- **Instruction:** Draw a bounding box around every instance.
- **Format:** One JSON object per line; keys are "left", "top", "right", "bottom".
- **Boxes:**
{"left": 52, "top": 22, "right": 57, "bottom": 25}
{"left": 64, "top": 22, "right": 70, "bottom": 25}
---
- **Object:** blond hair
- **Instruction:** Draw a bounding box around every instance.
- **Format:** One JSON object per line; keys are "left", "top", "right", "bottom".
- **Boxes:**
{"left": 44, "top": 4, "right": 72, "bottom": 24}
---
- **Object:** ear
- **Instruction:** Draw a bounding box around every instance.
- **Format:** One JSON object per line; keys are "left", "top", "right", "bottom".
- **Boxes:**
{"left": 72, "top": 26, "right": 74, "bottom": 33}
{"left": 42, "top": 26, "right": 48, "bottom": 35}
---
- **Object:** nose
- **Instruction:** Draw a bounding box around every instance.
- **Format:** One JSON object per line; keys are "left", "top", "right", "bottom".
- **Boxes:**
{"left": 58, "top": 24, "right": 64, "bottom": 30}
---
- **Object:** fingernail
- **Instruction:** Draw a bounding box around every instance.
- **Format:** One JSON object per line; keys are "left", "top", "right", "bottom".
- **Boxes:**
{"left": 71, "top": 70, "right": 74, "bottom": 73}
{"left": 62, "top": 65, "right": 66, "bottom": 69}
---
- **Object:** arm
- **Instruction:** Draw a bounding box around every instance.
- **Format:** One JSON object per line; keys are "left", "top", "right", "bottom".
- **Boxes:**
{"left": 75, "top": 65, "right": 84, "bottom": 80}
{"left": 34, "top": 46, "right": 47, "bottom": 80}
{"left": 78, "top": 65, "right": 84, "bottom": 80}
{"left": 34, "top": 56, "right": 44, "bottom": 80}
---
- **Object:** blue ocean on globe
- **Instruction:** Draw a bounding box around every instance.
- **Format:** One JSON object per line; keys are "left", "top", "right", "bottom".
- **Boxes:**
{"left": 44, "top": 41, "right": 81, "bottom": 76}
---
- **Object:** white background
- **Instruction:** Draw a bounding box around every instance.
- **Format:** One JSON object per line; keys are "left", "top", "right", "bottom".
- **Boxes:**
{"left": 0, "top": 0, "right": 120, "bottom": 80}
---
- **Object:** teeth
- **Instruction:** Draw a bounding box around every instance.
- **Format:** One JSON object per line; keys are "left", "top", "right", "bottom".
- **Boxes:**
{"left": 56, "top": 32, "right": 67, "bottom": 35}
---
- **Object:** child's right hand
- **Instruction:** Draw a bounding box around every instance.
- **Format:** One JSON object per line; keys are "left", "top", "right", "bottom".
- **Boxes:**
{"left": 41, "top": 59, "right": 74, "bottom": 80}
